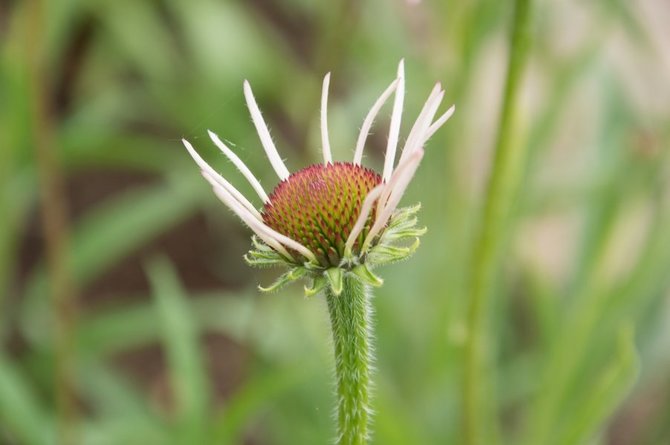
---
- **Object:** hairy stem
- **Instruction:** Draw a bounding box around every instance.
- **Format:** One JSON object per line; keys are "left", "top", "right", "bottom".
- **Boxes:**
{"left": 462, "top": 0, "right": 534, "bottom": 444}
{"left": 326, "top": 276, "right": 373, "bottom": 445}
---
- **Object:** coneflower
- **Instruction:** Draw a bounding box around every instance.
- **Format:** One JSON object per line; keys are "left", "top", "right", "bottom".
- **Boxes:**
{"left": 182, "top": 61, "right": 454, "bottom": 445}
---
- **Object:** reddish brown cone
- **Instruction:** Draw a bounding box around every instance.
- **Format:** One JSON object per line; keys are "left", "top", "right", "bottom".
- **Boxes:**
{"left": 262, "top": 162, "right": 381, "bottom": 266}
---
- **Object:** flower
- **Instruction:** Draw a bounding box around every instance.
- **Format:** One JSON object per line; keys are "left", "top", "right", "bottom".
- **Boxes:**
{"left": 182, "top": 61, "right": 454, "bottom": 295}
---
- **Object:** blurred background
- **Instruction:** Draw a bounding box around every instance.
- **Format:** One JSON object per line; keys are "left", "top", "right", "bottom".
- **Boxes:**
{"left": 1, "top": 0, "right": 669, "bottom": 444}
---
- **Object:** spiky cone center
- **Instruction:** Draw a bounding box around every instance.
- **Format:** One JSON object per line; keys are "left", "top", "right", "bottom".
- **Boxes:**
{"left": 262, "top": 162, "right": 382, "bottom": 267}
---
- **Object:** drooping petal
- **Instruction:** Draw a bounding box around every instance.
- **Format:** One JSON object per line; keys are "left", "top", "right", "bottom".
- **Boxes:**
{"left": 243, "top": 80, "right": 290, "bottom": 180}
{"left": 207, "top": 130, "right": 269, "bottom": 203}
{"left": 353, "top": 79, "right": 400, "bottom": 165}
{"left": 382, "top": 60, "right": 405, "bottom": 182}
{"left": 200, "top": 171, "right": 290, "bottom": 258}
{"left": 202, "top": 171, "right": 318, "bottom": 264}
{"left": 344, "top": 185, "right": 384, "bottom": 256}
{"left": 363, "top": 149, "right": 424, "bottom": 252}
{"left": 182, "top": 138, "right": 262, "bottom": 220}
{"left": 321, "top": 72, "right": 333, "bottom": 165}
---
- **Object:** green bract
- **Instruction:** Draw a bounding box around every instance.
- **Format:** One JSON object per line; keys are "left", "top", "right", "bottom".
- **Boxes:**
{"left": 246, "top": 202, "right": 426, "bottom": 296}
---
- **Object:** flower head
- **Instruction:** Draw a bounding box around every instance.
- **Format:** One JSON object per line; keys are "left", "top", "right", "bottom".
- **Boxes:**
{"left": 183, "top": 61, "right": 454, "bottom": 295}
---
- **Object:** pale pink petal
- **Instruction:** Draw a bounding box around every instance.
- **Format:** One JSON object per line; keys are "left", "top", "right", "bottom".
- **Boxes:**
{"left": 382, "top": 60, "right": 405, "bottom": 182}
{"left": 363, "top": 149, "right": 424, "bottom": 251}
{"left": 397, "top": 83, "right": 444, "bottom": 166}
{"left": 423, "top": 104, "right": 455, "bottom": 143}
{"left": 321, "top": 72, "right": 333, "bottom": 165}
{"left": 353, "top": 79, "right": 400, "bottom": 165}
{"left": 207, "top": 130, "right": 269, "bottom": 203}
{"left": 182, "top": 138, "right": 262, "bottom": 220}
{"left": 201, "top": 172, "right": 291, "bottom": 258}
{"left": 243, "top": 80, "right": 290, "bottom": 180}
{"left": 202, "top": 172, "right": 318, "bottom": 264}
{"left": 344, "top": 185, "right": 384, "bottom": 256}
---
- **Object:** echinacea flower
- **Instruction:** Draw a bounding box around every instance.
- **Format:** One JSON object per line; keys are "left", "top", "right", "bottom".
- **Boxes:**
{"left": 183, "top": 61, "right": 453, "bottom": 445}
{"left": 182, "top": 61, "right": 454, "bottom": 295}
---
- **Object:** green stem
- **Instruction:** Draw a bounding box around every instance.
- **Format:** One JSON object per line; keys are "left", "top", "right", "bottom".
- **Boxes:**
{"left": 462, "top": 0, "right": 534, "bottom": 444}
{"left": 326, "top": 276, "right": 373, "bottom": 445}
{"left": 26, "top": 0, "right": 79, "bottom": 443}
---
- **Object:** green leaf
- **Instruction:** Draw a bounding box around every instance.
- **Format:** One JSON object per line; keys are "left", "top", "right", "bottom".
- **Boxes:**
{"left": 212, "top": 365, "right": 314, "bottom": 444}
{"left": 146, "top": 256, "right": 210, "bottom": 445}
{"left": 0, "top": 354, "right": 55, "bottom": 445}
{"left": 555, "top": 323, "right": 639, "bottom": 445}
{"left": 20, "top": 174, "right": 202, "bottom": 347}
{"left": 76, "top": 293, "right": 256, "bottom": 359}
{"left": 78, "top": 363, "right": 170, "bottom": 444}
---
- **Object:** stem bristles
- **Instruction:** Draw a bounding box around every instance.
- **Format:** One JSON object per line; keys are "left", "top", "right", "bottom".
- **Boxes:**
{"left": 326, "top": 276, "right": 374, "bottom": 445}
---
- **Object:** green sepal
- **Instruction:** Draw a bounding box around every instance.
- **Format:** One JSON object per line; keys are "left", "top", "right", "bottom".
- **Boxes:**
{"left": 325, "top": 267, "right": 344, "bottom": 296}
{"left": 245, "top": 236, "right": 293, "bottom": 268}
{"left": 258, "top": 267, "right": 308, "bottom": 293}
{"left": 382, "top": 226, "right": 427, "bottom": 242}
{"left": 304, "top": 275, "right": 328, "bottom": 298}
{"left": 367, "top": 238, "right": 420, "bottom": 266}
{"left": 245, "top": 250, "right": 287, "bottom": 268}
{"left": 351, "top": 264, "right": 383, "bottom": 287}
{"left": 244, "top": 236, "right": 292, "bottom": 267}
{"left": 390, "top": 203, "right": 421, "bottom": 222}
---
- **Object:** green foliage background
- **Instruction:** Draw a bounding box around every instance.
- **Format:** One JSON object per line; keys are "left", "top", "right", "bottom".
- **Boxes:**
{"left": 1, "top": 0, "right": 669, "bottom": 444}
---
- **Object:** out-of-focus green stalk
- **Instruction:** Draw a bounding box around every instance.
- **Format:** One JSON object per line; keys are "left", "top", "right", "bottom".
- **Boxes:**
{"left": 462, "top": 0, "right": 534, "bottom": 444}
{"left": 26, "top": 0, "right": 78, "bottom": 443}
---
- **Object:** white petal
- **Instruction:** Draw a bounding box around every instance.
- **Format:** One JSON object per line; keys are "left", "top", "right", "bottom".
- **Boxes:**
{"left": 243, "top": 80, "right": 290, "bottom": 180}
{"left": 353, "top": 79, "right": 400, "bottom": 165}
{"left": 182, "top": 138, "right": 262, "bottom": 220}
{"left": 207, "top": 130, "right": 269, "bottom": 203}
{"left": 344, "top": 185, "right": 384, "bottom": 256}
{"left": 397, "top": 83, "right": 444, "bottom": 166}
{"left": 382, "top": 60, "right": 405, "bottom": 182}
{"left": 203, "top": 171, "right": 318, "bottom": 264}
{"left": 424, "top": 104, "right": 456, "bottom": 143}
{"left": 363, "top": 149, "right": 424, "bottom": 251}
{"left": 202, "top": 173, "right": 291, "bottom": 259}
{"left": 321, "top": 72, "right": 333, "bottom": 165}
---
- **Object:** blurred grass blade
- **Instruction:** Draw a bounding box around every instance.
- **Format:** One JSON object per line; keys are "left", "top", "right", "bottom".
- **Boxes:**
{"left": 77, "top": 292, "right": 255, "bottom": 359}
{"left": 0, "top": 354, "right": 55, "bottom": 445}
{"left": 213, "top": 366, "right": 311, "bottom": 445}
{"left": 78, "top": 363, "right": 171, "bottom": 445}
{"left": 462, "top": 0, "right": 535, "bottom": 443}
{"left": 20, "top": 173, "right": 202, "bottom": 346}
{"left": 146, "top": 256, "right": 210, "bottom": 445}
{"left": 556, "top": 323, "right": 639, "bottom": 445}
